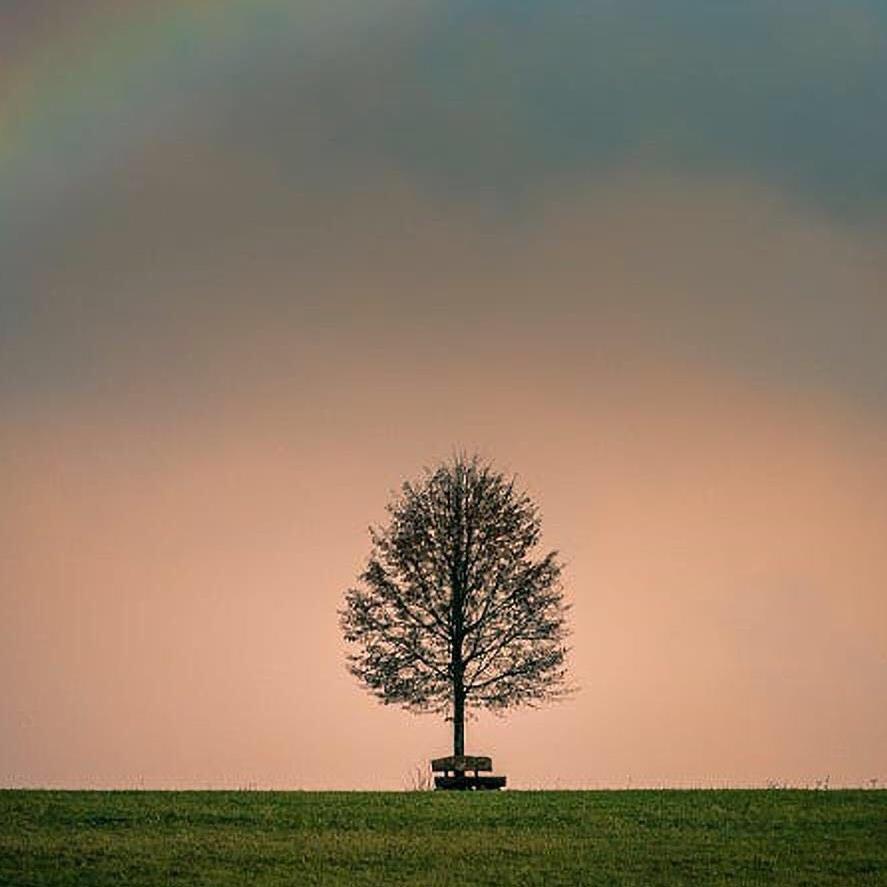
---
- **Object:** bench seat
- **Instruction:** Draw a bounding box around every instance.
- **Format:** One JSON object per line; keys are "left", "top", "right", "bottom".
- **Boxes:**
{"left": 434, "top": 774, "right": 507, "bottom": 791}
{"left": 431, "top": 754, "right": 506, "bottom": 791}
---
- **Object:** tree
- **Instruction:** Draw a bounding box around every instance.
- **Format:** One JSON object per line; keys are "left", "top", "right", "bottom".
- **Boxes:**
{"left": 339, "top": 453, "right": 570, "bottom": 757}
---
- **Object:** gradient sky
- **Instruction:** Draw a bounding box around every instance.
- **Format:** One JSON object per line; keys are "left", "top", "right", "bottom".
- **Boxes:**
{"left": 2, "top": 0, "right": 885, "bottom": 789}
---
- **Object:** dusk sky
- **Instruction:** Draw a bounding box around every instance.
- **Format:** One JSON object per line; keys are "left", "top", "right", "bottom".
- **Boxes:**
{"left": 2, "top": 1, "right": 886, "bottom": 789}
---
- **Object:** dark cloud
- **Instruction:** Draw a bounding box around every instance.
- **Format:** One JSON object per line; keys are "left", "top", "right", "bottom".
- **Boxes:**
{"left": 2, "top": 0, "right": 886, "bottom": 414}
{"left": 209, "top": 0, "right": 887, "bottom": 212}
{"left": 5, "top": 1, "right": 887, "bottom": 212}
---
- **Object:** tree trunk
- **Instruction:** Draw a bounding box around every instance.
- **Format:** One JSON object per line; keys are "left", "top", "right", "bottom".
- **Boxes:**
{"left": 451, "top": 468, "right": 467, "bottom": 759}
{"left": 453, "top": 683, "right": 465, "bottom": 757}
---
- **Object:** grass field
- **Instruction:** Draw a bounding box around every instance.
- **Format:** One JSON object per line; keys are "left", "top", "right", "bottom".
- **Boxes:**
{"left": 2, "top": 789, "right": 885, "bottom": 885}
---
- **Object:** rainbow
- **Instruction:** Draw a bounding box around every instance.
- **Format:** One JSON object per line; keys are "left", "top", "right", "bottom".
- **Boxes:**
{"left": 2, "top": 2, "right": 231, "bottom": 191}
{"left": 0, "top": 1, "right": 390, "bottom": 209}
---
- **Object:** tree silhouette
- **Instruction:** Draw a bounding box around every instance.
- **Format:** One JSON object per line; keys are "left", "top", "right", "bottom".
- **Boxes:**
{"left": 340, "top": 454, "right": 570, "bottom": 757}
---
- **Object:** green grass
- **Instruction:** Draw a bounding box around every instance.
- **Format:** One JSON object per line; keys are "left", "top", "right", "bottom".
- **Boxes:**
{"left": 2, "top": 790, "right": 885, "bottom": 885}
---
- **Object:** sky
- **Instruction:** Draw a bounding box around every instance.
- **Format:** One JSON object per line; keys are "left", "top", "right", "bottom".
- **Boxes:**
{"left": 2, "top": 0, "right": 885, "bottom": 789}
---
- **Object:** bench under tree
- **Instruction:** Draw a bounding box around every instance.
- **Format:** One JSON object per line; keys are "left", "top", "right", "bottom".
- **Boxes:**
{"left": 431, "top": 755, "right": 507, "bottom": 791}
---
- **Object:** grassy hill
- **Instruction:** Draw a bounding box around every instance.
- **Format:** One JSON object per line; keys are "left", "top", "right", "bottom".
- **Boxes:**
{"left": 2, "top": 789, "right": 885, "bottom": 885}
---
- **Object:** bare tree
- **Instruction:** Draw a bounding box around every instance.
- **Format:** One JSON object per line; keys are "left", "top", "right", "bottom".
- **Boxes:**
{"left": 340, "top": 453, "right": 570, "bottom": 757}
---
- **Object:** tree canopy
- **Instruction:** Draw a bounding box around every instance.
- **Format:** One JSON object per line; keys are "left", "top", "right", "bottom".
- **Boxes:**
{"left": 340, "top": 454, "right": 570, "bottom": 755}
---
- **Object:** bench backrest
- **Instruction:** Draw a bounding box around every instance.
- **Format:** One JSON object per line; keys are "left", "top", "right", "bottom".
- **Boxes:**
{"left": 430, "top": 755, "right": 492, "bottom": 773}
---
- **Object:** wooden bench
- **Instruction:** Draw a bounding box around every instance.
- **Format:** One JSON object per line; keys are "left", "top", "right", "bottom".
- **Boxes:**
{"left": 431, "top": 755, "right": 507, "bottom": 791}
